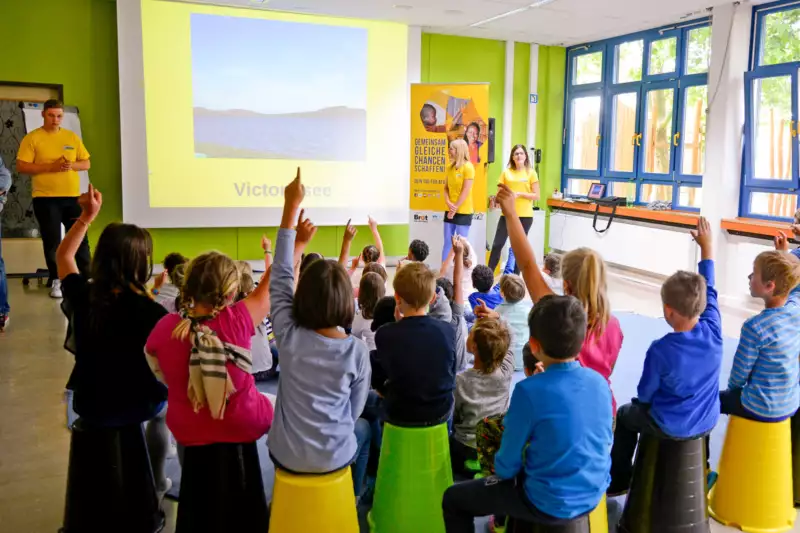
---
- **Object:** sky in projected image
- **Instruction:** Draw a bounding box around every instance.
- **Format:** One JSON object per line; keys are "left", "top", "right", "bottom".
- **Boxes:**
{"left": 191, "top": 13, "right": 368, "bottom": 161}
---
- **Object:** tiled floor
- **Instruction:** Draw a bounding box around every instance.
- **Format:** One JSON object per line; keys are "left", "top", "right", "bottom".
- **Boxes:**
{"left": 0, "top": 269, "right": 793, "bottom": 533}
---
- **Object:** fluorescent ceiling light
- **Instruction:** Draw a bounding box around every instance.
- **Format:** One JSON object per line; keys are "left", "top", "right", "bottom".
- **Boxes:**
{"left": 469, "top": 0, "right": 557, "bottom": 27}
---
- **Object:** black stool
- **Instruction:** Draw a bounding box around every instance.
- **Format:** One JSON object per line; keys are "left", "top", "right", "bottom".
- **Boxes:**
{"left": 175, "top": 442, "right": 269, "bottom": 533}
{"left": 791, "top": 410, "right": 800, "bottom": 506}
{"left": 619, "top": 434, "right": 709, "bottom": 533}
{"left": 60, "top": 419, "right": 164, "bottom": 533}
{"left": 506, "top": 515, "right": 592, "bottom": 533}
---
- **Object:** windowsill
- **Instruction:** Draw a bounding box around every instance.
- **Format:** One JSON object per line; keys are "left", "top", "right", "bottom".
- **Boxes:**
{"left": 547, "top": 198, "right": 700, "bottom": 228}
{"left": 721, "top": 217, "right": 798, "bottom": 241}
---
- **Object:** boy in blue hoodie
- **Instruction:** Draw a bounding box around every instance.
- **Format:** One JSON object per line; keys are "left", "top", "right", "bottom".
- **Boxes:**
{"left": 608, "top": 217, "right": 722, "bottom": 494}
{"left": 442, "top": 294, "right": 612, "bottom": 531}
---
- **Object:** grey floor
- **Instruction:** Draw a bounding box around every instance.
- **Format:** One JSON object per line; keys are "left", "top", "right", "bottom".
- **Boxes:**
{"left": 0, "top": 273, "right": 794, "bottom": 533}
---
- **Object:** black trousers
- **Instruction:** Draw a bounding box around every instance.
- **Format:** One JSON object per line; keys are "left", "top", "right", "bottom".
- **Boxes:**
{"left": 442, "top": 475, "right": 570, "bottom": 533}
{"left": 608, "top": 400, "right": 670, "bottom": 493}
{"left": 33, "top": 197, "right": 91, "bottom": 282}
{"left": 487, "top": 216, "right": 533, "bottom": 274}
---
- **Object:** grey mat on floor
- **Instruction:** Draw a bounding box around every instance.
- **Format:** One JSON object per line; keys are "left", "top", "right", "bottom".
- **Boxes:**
{"left": 149, "top": 312, "right": 741, "bottom": 532}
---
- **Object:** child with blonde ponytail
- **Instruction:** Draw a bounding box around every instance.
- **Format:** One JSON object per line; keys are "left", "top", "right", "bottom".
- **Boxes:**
{"left": 478, "top": 185, "right": 624, "bottom": 411}
{"left": 145, "top": 242, "right": 274, "bottom": 445}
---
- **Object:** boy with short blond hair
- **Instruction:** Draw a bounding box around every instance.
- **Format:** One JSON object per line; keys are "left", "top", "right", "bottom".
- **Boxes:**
{"left": 721, "top": 242, "right": 800, "bottom": 422}
{"left": 609, "top": 217, "right": 722, "bottom": 495}
{"left": 496, "top": 274, "right": 533, "bottom": 370}
{"left": 374, "top": 261, "right": 456, "bottom": 426}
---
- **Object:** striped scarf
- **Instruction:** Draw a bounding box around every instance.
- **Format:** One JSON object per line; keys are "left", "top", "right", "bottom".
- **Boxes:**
{"left": 185, "top": 314, "right": 252, "bottom": 420}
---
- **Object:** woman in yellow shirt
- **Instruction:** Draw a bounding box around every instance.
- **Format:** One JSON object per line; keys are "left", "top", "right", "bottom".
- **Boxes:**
{"left": 442, "top": 139, "right": 475, "bottom": 262}
{"left": 487, "top": 145, "right": 539, "bottom": 273}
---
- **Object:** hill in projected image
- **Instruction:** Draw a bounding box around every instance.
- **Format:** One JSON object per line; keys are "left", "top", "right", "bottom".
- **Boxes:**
{"left": 191, "top": 13, "right": 367, "bottom": 161}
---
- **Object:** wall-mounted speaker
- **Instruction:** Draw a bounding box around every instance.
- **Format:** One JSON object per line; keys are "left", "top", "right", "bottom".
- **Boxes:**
{"left": 487, "top": 117, "right": 496, "bottom": 164}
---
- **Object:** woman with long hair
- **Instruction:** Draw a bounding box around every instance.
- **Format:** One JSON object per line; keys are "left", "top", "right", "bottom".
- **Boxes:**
{"left": 442, "top": 139, "right": 475, "bottom": 262}
{"left": 57, "top": 185, "right": 172, "bottom": 495}
{"left": 463, "top": 122, "right": 483, "bottom": 164}
{"left": 487, "top": 145, "right": 540, "bottom": 274}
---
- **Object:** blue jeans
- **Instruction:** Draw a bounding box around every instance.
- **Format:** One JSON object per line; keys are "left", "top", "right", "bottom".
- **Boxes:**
{"left": 0, "top": 228, "right": 7, "bottom": 314}
{"left": 353, "top": 417, "right": 372, "bottom": 498}
{"left": 442, "top": 223, "right": 471, "bottom": 262}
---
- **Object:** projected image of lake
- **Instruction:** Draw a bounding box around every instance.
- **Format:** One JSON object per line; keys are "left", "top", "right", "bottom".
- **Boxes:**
{"left": 191, "top": 14, "right": 367, "bottom": 161}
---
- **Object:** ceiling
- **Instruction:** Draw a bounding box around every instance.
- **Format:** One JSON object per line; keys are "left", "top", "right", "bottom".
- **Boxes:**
{"left": 169, "top": 0, "right": 746, "bottom": 46}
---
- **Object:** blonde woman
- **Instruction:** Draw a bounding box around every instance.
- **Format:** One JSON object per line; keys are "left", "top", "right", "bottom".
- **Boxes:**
{"left": 442, "top": 139, "right": 475, "bottom": 262}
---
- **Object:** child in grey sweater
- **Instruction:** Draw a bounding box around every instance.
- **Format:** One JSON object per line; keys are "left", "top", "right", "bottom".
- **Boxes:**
{"left": 267, "top": 172, "right": 372, "bottom": 496}
{"left": 451, "top": 316, "right": 514, "bottom": 473}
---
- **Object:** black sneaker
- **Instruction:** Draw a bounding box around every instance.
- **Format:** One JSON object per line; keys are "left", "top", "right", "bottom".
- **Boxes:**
{"left": 0, "top": 314, "right": 8, "bottom": 332}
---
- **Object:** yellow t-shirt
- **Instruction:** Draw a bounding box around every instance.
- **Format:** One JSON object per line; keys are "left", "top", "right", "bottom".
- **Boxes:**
{"left": 500, "top": 167, "right": 539, "bottom": 217}
{"left": 17, "top": 128, "right": 90, "bottom": 198}
{"left": 446, "top": 162, "right": 475, "bottom": 215}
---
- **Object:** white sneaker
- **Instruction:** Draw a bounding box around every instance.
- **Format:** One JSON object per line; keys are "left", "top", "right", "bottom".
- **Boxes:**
{"left": 50, "top": 279, "right": 63, "bottom": 299}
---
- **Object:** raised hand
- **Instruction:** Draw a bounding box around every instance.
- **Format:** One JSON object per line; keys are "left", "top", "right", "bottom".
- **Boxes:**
{"left": 496, "top": 184, "right": 516, "bottom": 215}
{"left": 775, "top": 231, "right": 789, "bottom": 252}
{"left": 690, "top": 216, "right": 713, "bottom": 260}
{"left": 284, "top": 167, "right": 305, "bottom": 207}
{"left": 153, "top": 270, "right": 168, "bottom": 290}
{"left": 452, "top": 234, "right": 465, "bottom": 256}
{"left": 368, "top": 216, "right": 378, "bottom": 230}
{"left": 474, "top": 298, "right": 499, "bottom": 320}
{"left": 344, "top": 219, "right": 358, "bottom": 242}
{"left": 261, "top": 235, "right": 272, "bottom": 253}
{"left": 296, "top": 209, "right": 317, "bottom": 245}
{"left": 77, "top": 183, "right": 102, "bottom": 223}
{"left": 791, "top": 224, "right": 800, "bottom": 239}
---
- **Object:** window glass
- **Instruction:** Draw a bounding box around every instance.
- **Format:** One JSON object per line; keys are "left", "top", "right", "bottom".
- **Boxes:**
{"left": 567, "top": 179, "right": 595, "bottom": 196}
{"left": 615, "top": 41, "right": 643, "bottom": 83}
{"left": 609, "top": 92, "right": 638, "bottom": 172}
{"left": 643, "top": 87, "right": 675, "bottom": 174}
{"left": 568, "top": 95, "right": 602, "bottom": 171}
{"left": 641, "top": 183, "right": 673, "bottom": 203}
{"left": 752, "top": 75, "right": 793, "bottom": 181}
{"left": 749, "top": 192, "right": 798, "bottom": 218}
{"left": 681, "top": 85, "right": 707, "bottom": 176}
{"left": 649, "top": 37, "right": 677, "bottom": 75}
{"left": 574, "top": 52, "right": 603, "bottom": 85}
{"left": 678, "top": 186, "right": 702, "bottom": 208}
{"left": 760, "top": 8, "right": 800, "bottom": 66}
{"left": 686, "top": 27, "right": 712, "bottom": 74}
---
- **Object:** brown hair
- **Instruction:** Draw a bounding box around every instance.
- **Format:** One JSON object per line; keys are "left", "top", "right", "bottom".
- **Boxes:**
{"left": 363, "top": 261, "right": 388, "bottom": 282}
{"left": 471, "top": 317, "right": 511, "bottom": 374}
{"left": 359, "top": 272, "right": 386, "bottom": 320}
{"left": 393, "top": 262, "right": 436, "bottom": 310}
{"left": 43, "top": 99, "right": 64, "bottom": 111}
{"left": 561, "top": 248, "right": 610, "bottom": 336}
{"left": 794, "top": 208, "right": 800, "bottom": 225}
{"left": 235, "top": 261, "right": 255, "bottom": 302}
{"left": 173, "top": 252, "right": 240, "bottom": 340}
{"left": 544, "top": 254, "right": 562, "bottom": 278}
{"left": 500, "top": 274, "right": 526, "bottom": 304}
{"left": 661, "top": 271, "right": 707, "bottom": 318}
{"left": 294, "top": 259, "right": 354, "bottom": 330}
{"left": 506, "top": 144, "right": 530, "bottom": 170}
{"left": 361, "top": 245, "right": 380, "bottom": 264}
{"left": 755, "top": 251, "right": 800, "bottom": 297}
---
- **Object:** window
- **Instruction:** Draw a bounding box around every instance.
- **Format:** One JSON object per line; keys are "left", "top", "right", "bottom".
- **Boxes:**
{"left": 743, "top": 1, "right": 800, "bottom": 219}
{"left": 563, "top": 20, "right": 711, "bottom": 207}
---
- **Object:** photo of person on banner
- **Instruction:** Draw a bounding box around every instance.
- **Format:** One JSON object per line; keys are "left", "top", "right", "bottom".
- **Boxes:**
{"left": 442, "top": 139, "right": 474, "bottom": 262}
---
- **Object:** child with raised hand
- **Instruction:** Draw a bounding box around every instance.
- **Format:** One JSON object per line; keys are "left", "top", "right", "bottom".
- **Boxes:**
{"left": 442, "top": 295, "right": 613, "bottom": 531}
{"left": 58, "top": 184, "right": 172, "bottom": 496}
{"left": 352, "top": 272, "right": 386, "bottom": 351}
{"left": 145, "top": 238, "right": 275, "bottom": 447}
{"left": 719, "top": 232, "right": 800, "bottom": 422}
{"left": 152, "top": 252, "right": 188, "bottom": 313}
{"left": 495, "top": 274, "right": 534, "bottom": 370}
{"left": 480, "top": 183, "right": 624, "bottom": 413}
{"left": 608, "top": 217, "right": 722, "bottom": 495}
{"left": 267, "top": 170, "right": 373, "bottom": 497}
{"left": 339, "top": 217, "right": 386, "bottom": 274}
{"left": 451, "top": 314, "right": 514, "bottom": 473}
{"left": 375, "top": 256, "right": 456, "bottom": 426}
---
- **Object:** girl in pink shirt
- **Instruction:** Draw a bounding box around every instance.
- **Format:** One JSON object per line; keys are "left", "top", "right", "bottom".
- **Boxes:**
{"left": 477, "top": 184, "right": 624, "bottom": 412}
{"left": 145, "top": 248, "right": 274, "bottom": 446}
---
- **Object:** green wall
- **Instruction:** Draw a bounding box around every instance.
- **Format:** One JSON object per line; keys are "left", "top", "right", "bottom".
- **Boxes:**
{"left": 536, "top": 46, "right": 567, "bottom": 251}
{"left": 0, "top": 0, "right": 565, "bottom": 258}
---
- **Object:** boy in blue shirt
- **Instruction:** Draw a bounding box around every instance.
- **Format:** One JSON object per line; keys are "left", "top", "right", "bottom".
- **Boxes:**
{"left": 441, "top": 294, "right": 612, "bottom": 531}
{"left": 608, "top": 217, "right": 722, "bottom": 495}
{"left": 720, "top": 233, "right": 800, "bottom": 422}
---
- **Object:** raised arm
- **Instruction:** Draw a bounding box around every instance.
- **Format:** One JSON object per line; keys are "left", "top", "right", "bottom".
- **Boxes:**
{"left": 338, "top": 219, "right": 357, "bottom": 266}
{"left": 56, "top": 184, "right": 101, "bottom": 280}
{"left": 452, "top": 235, "right": 465, "bottom": 305}
{"left": 368, "top": 216, "right": 386, "bottom": 265}
{"left": 691, "top": 217, "right": 721, "bottom": 330}
{"left": 496, "top": 183, "right": 553, "bottom": 303}
{"left": 243, "top": 235, "right": 273, "bottom": 327}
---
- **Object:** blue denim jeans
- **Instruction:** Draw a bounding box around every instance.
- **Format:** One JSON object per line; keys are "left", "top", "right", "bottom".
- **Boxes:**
{"left": 0, "top": 228, "right": 8, "bottom": 315}
{"left": 353, "top": 417, "right": 372, "bottom": 498}
{"left": 442, "top": 223, "right": 471, "bottom": 262}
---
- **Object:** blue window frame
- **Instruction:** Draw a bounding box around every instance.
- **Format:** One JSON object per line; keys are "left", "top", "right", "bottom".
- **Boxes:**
{"left": 562, "top": 18, "right": 711, "bottom": 209}
{"left": 741, "top": 0, "right": 800, "bottom": 220}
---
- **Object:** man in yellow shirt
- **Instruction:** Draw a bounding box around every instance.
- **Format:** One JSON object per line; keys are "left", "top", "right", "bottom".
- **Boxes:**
{"left": 16, "top": 100, "right": 91, "bottom": 298}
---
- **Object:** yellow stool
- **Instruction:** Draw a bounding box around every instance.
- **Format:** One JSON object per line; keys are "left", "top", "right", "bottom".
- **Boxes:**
{"left": 588, "top": 495, "right": 609, "bottom": 533}
{"left": 268, "top": 466, "right": 359, "bottom": 533}
{"left": 709, "top": 416, "right": 796, "bottom": 533}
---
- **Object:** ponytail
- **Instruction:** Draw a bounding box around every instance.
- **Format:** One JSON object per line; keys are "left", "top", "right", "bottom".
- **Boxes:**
{"left": 561, "top": 248, "right": 610, "bottom": 337}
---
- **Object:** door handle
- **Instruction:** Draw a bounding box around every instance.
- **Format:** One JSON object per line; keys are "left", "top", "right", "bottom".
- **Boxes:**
{"left": 673, "top": 132, "right": 680, "bottom": 146}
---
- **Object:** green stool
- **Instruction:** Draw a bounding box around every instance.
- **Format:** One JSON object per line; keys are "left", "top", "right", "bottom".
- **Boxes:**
{"left": 368, "top": 422, "right": 453, "bottom": 533}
